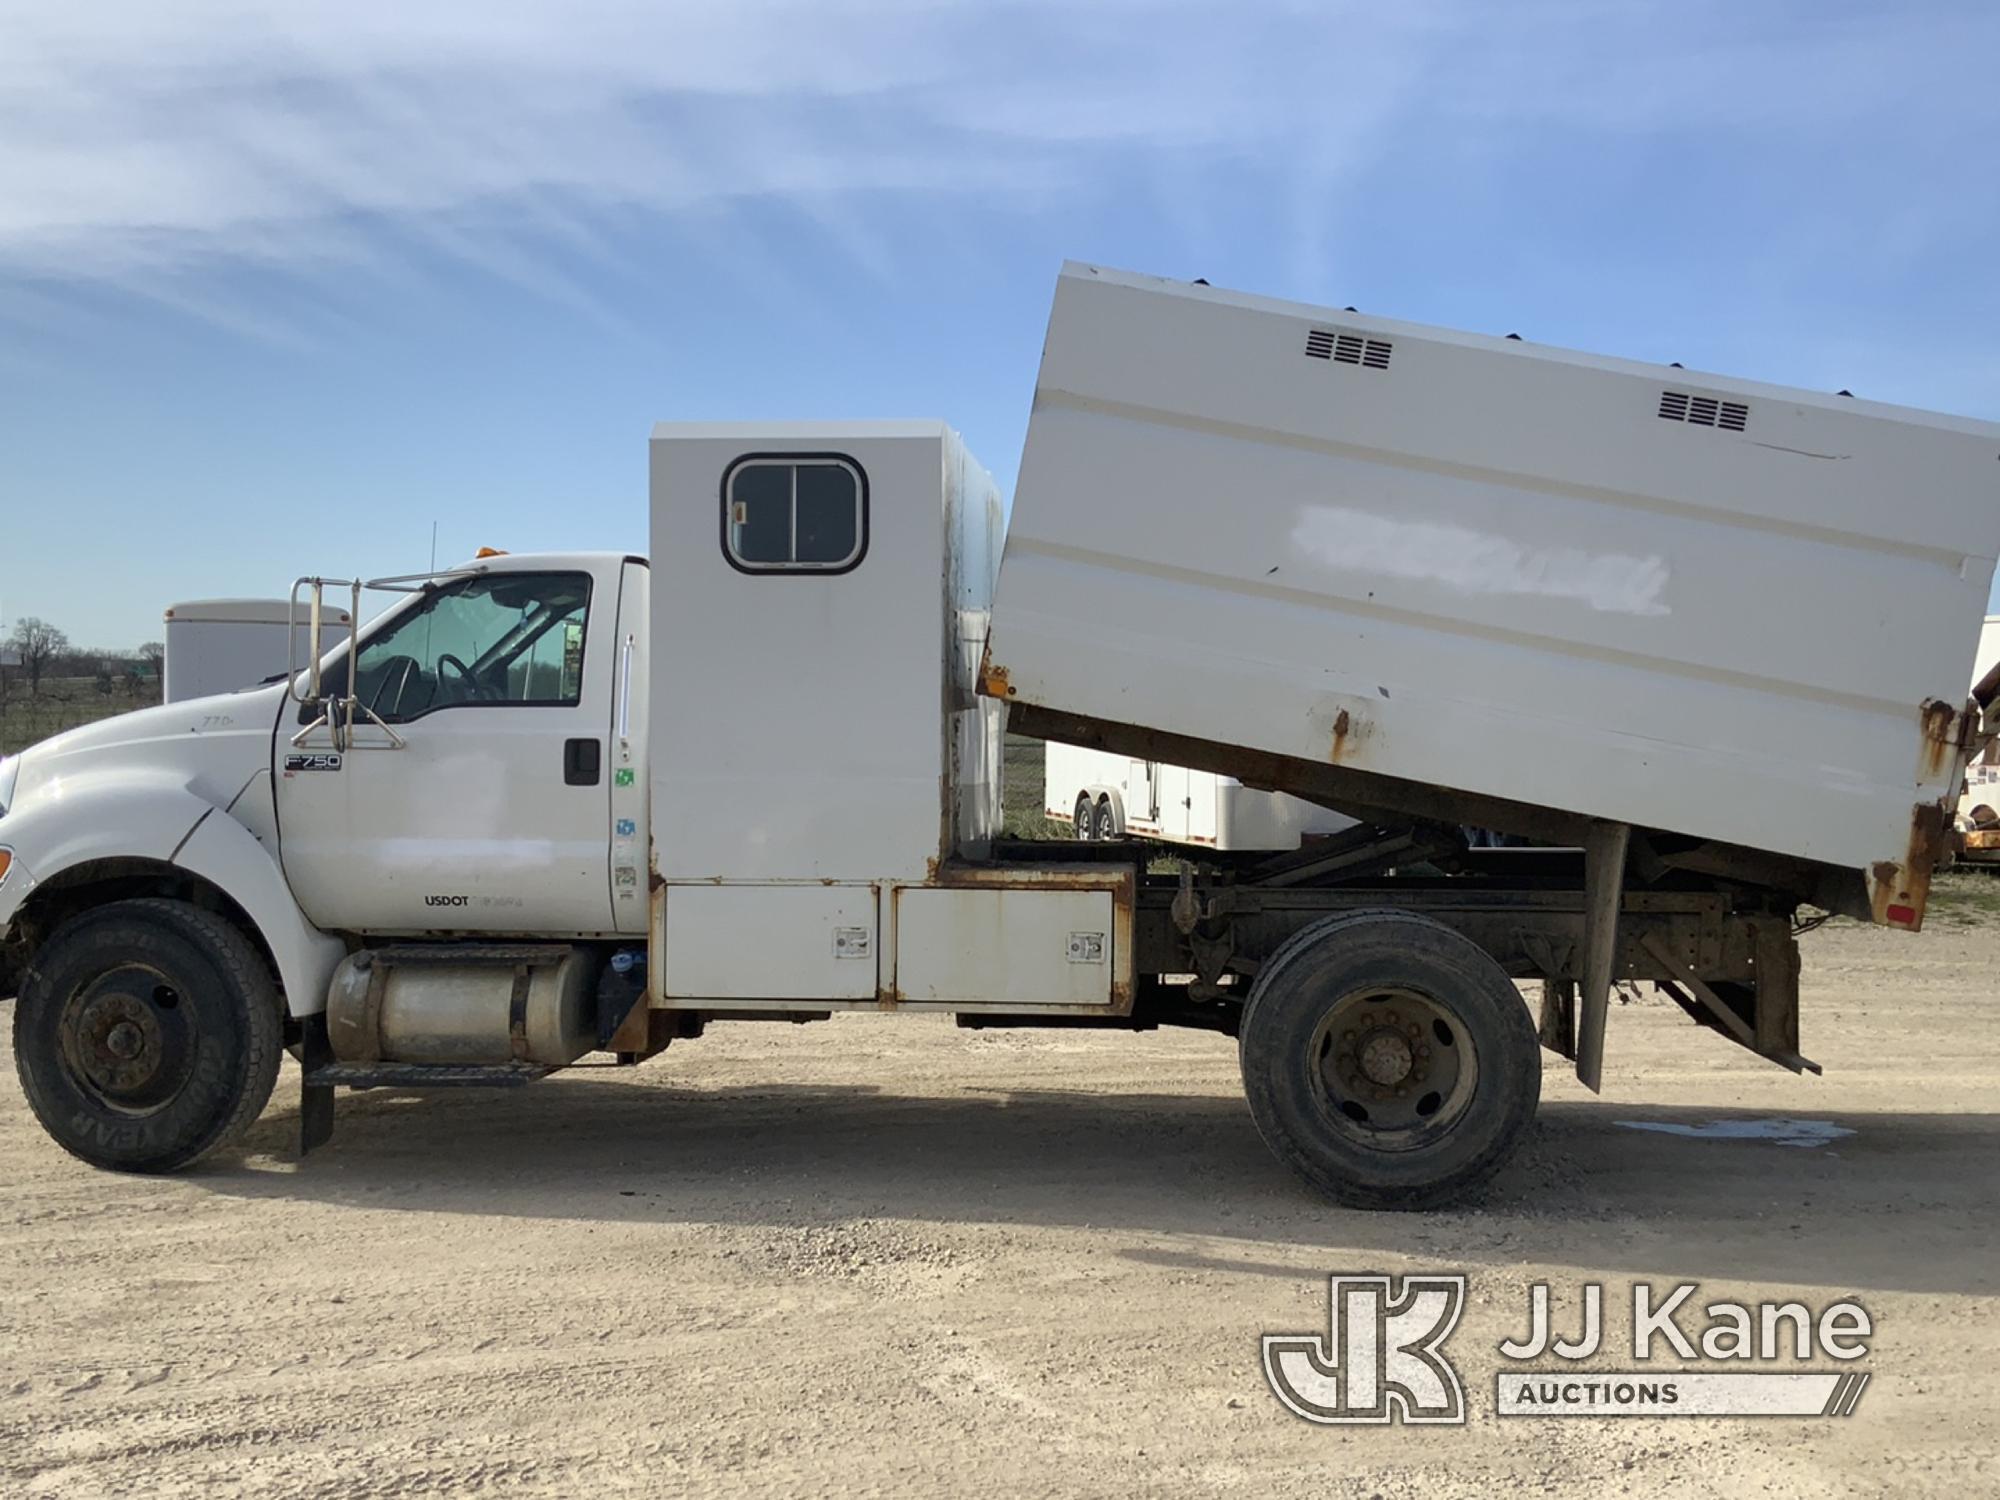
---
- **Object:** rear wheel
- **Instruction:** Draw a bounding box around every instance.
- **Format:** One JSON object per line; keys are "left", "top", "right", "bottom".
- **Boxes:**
{"left": 1073, "top": 793, "right": 1096, "bottom": 840}
{"left": 1092, "top": 799, "right": 1119, "bottom": 841}
{"left": 13, "top": 898, "right": 283, "bottom": 1173}
{"left": 1239, "top": 910, "right": 1540, "bottom": 1209}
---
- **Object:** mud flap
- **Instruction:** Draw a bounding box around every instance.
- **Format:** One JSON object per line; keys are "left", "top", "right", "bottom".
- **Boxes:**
{"left": 299, "top": 1013, "right": 336, "bottom": 1155}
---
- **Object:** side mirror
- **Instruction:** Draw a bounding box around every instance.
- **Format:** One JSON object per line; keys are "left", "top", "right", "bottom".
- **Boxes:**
{"left": 290, "top": 576, "right": 364, "bottom": 749}
{"left": 289, "top": 576, "right": 350, "bottom": 706}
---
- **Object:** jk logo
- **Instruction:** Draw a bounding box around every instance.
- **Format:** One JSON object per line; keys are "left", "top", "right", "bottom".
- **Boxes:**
{"left": 1263, "top": 1275, "right": 1467, "bottom": 1425}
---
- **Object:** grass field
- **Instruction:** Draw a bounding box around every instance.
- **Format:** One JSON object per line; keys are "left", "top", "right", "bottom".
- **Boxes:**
{"left": 1000, "top": 732, "right": 1056, "bottom": 838}
{"left": 0, "top": 676, "right": 160, "bottom": 756}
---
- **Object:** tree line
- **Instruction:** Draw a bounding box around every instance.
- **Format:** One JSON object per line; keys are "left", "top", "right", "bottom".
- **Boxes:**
{"left": 2, "top": 617, "right": 164, "bottom": 702}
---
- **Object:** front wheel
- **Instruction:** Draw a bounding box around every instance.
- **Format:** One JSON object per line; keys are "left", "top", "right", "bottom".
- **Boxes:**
{"left": 1238, "top": 910, "right": 1540, "bottom": 1210}
{"left": 13, "top": 898, "right": 284, "bottom": 1173}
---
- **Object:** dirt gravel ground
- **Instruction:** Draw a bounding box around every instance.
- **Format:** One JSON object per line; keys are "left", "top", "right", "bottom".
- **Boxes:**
{"left": 3, "top": 912, "right": 1997, "bottom": 1498}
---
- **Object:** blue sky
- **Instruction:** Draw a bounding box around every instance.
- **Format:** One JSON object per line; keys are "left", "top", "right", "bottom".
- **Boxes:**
{"left": 2, "top": 0, "right": 1996, "bottom": 649}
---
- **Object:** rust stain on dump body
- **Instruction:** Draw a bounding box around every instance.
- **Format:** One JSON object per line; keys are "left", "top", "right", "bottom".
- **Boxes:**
{"left": 976, "top": 644, "right": 1015, "bottom": 700}
{"left": 1328, "top": 706, "right": 1375, "bottom": 764}
{"left": 1872, "top": 698, "right": 1977, "bottom": 931}
{"left": 1918, "top": 697, "right": 1962, "bottom": 781}
{"left": 1870, "top": 801, "right": 1951, "bottom": 931}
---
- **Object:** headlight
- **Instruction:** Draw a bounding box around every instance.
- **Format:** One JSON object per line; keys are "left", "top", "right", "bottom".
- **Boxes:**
{"left": 0, "top": 754, "right": 17, "bottom": 819}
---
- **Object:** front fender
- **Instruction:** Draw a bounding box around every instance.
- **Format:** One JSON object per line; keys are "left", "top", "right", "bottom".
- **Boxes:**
{"left": 0, "top": 773, "right": 205, "bottom": 934}
{"left": 173, "top": 808, "right": 346, "bottom": 1018}
{"left": 0, "top": 772, "right": 343, "bottom": 1018}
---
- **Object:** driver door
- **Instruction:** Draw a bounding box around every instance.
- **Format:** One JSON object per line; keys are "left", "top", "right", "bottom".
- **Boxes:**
{"left": 275, "top": 564, "right": 618, "bottom": 935}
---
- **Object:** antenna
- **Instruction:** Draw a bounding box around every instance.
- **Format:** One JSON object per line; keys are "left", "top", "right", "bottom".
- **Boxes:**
{"left": 429, "top": 521, "right": 438, "bottom": 574}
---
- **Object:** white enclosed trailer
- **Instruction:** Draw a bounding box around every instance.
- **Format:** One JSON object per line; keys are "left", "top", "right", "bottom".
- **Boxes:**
{"left": 163, "top": 598, "right": 351, "bottom": 703}
{"left": 1043, "top": 739, "right": 1355, "bottom": 849}
{"left": 4, "top": 265, "right": 1997, "bottom": 1210}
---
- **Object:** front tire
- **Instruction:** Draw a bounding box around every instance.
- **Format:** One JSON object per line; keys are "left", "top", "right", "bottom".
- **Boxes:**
{"left": 13, "top": 898, "right": 284, "bottom": 1173}
{"left": 1239, "top": 910, "right": 1540, "bottom": 1210}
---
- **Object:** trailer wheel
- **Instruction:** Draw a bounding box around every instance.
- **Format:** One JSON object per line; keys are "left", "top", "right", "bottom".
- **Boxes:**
{"left": 1074, "top": 793, "right": 1096, "bottom": 840}
{"left": 12, "top": 898, "right": 283, "bottom": 1173}
{"left": 1092, "top": 799, "right": 1119, "bottom": 841}
{"left": 1238, "top": 910, "right": 1539, "bottom": 1210}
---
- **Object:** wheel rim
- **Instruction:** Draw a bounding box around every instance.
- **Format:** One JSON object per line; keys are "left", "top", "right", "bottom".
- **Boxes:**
{"left": 1306, "top": 985, "right": 1479, "bottom": 1152}
{"left": 57, "top": 964, "right": 201, "bottom": 1115}
{"left": 1075, "top": 798, "right": 1094, "bottom": 840}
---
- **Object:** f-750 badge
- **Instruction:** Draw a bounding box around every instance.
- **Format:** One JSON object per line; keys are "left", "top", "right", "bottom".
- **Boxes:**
{"left": 284, "top": 754, "right": 343, "bottom": 773}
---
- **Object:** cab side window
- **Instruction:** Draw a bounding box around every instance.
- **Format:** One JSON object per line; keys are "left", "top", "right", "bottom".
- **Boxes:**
{"left": 342, "top": 572, "right": 590, "bottom": 722}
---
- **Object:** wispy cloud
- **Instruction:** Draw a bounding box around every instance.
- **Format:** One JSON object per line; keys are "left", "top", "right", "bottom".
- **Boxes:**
{"left": 0, "top": 1, "right": 1994, "bottom": 332}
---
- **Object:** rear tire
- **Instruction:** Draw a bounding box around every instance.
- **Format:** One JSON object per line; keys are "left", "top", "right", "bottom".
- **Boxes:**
{"left": 1074, "top": 793, "right": 1096, "bottom": 840}
{"left": 1092, "top": 799, "right": 1119, "bottom": 841}
{"left": 1239, "top": 910, "right": 1540, "bottom": 1210}
{"left": 13, "top": 898, "right": 284, "bottom": 1173}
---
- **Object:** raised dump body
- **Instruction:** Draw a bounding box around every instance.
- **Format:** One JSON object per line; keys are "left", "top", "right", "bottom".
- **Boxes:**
{"left": 988, "top": 263, "right": 2000, "bottom": 927}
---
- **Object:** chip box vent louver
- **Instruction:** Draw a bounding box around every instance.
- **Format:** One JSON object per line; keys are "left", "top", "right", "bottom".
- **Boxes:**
{"left": 1659, "top": 389, "right": 1749, "bottom": 432}
{"left": 1304, "top": 328, "right": 1393, "bottom": 370}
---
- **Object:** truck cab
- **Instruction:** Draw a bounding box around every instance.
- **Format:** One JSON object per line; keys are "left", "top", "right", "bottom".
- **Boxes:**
{"left": 276, "top": 554, "right": 650, "bottom": 938}
{"left": 0, "top": 550, "right": 651, "bottom": 1171}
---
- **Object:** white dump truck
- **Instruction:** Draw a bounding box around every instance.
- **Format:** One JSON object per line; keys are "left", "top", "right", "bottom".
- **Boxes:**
{"left": 162, "top": 598, "right": 352, "bottom": 703}
{"left": 3, "top": 264, "right": 1996, "bottom": 1209}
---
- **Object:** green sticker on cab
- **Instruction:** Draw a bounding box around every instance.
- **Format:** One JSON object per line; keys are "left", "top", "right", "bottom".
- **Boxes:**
{"left": 615, "top": 768, "right": 635, "bottom": 787}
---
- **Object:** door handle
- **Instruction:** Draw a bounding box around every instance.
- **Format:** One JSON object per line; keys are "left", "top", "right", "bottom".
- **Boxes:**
{"left": 564, "top": 738, "right": 602, "bottom": 786}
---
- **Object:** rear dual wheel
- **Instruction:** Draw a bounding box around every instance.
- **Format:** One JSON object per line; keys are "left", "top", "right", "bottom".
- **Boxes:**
{"left": 1239, "top": 911, "right": 1540, "bottom": 1210}
{"left": 13, "top": 899, "right": 283, "bottom": 1173}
